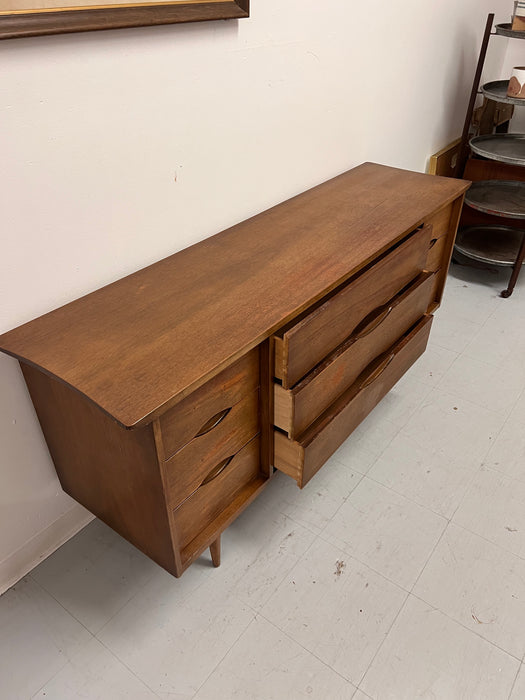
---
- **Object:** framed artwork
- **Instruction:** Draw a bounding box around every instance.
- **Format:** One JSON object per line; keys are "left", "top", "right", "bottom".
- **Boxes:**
{"left": 0, "top": 0, "right": 249, "bottom": 40}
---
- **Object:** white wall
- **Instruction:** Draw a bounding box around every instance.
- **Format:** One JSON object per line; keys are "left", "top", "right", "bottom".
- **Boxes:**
{"left": 0, "top": 0, "right": 512, "bottom": 592}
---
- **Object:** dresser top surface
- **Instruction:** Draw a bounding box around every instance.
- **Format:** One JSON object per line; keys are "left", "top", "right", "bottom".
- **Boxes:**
{"left": 0, "top": 163, "right": 469, "bottom": 427}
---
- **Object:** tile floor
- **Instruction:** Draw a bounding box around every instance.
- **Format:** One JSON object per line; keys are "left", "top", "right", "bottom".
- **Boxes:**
{"left": 3, "top": 262, "right": 525, "bottom": 699}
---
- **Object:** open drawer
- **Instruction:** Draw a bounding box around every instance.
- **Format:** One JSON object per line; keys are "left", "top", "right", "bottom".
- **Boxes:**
{"left": 274, "top": 271, "right": 434, "bottom": 438}
{"left": 273, "top": 224, "right": 432, "bottom": 389}
{"left": 274, "top": 315, "right": 433, "bottom": 488}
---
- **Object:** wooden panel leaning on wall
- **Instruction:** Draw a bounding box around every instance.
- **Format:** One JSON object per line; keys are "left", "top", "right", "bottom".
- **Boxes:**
{"left": 0, "top": 163, "right": 469, "bottom": 578}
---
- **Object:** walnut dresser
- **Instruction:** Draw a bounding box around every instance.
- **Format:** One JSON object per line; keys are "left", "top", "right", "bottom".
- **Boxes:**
{"left": 0, "top": 163, "right": 469, "bottom": 577}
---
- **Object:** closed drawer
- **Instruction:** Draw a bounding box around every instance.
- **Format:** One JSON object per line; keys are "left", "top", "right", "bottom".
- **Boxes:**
{"left": 165, "top": 389, "right": 259, "bottom": 508}
{"left": 273, "top": 224, "right": 432, "bottom": 388}
{"left": 159, "top": 348, "right": 259, "bottom": 460}
{"left": 424, "top": 203, "right": 453, "bottom": 272}
{"left": 274, "top": 315, "right": 433, "bottom": 488}
{"left": 274, "top": 272, "right": 434, "bottom": 438}
{"left": 172, "top": 436, "right": 261, "bottom": 553}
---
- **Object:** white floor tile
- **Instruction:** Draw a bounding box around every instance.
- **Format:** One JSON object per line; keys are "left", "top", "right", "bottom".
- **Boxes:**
{"left": 462, "top": 311, "right": 525, "bottom": 370}
{"left": 483, "top": 391, "right": 525, "bottom": 483}
{"left": 453, "top": 466, "right": 525, "bottom": 559}
{"left": 360, "top": 595, "right": 519, "bottom": 700}
{"left": 509, "top": 664, "right": 525, "bottom": 700}
{"left": 194, "top": 616, "right": 355, "bottom": 700}
{"left": 429, "top": 310, "right": 484, "bottom": 354}
{"left": 32, "top": 637, "right": 158, "bottom": 699}
{"left": 213, "top": 500, "right": 318, "bottom": 610}
{"left": 368, "top": 432, "right": 477, "bottom": 518}
{"left": 414, "top": 524, "right": 525, "bottom": 659}
{"left": 31, "top": 519, "right": 160, "bottom": 634}
{"left": 97, "top": 566, "right": 254, "bottom": 698}
{"left": 406, "top": 342, "right": 458, "bottom": 387}
{"left": 399, "top": 388, "right": 505, "bottom": 470}
{"left": 436, "top": 353, "right": 525, "bottom": 416}
{"left": 262, "top": 458, "right": 363, "bottom": 535}
{"left": 261, "top": 538, "right": 407, "bottom": 685}
{"left": 321, "top": 477, "right": 446, "bottom": 589}
{"left": 0, "top": 577, "right": 91, "bottom": 700}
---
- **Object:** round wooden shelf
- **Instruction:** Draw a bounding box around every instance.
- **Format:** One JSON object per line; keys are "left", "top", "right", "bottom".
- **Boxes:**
{"left": 495, "top": 23, "right": 525, "bottom": 39}
{"left": 455, "top": 225, "right": 525, "bottom": 267}
{"left": 464, "top": 180, "right": 525, "bottom": 219}
{"left": 470, "top": 134, "right": 525, "bottom": 166}
{"left": 481, "top": 80, "right": 525, "bottom": 106}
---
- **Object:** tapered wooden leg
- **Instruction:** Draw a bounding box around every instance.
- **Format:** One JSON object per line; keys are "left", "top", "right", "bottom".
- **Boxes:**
{"left": 501, "top": 232, "right": 525, "bottom": 298}
{"left": 210, "top": 536, "right": 221, "bottom": 567}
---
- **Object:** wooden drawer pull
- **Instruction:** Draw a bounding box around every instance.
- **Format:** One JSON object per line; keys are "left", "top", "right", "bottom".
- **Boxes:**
{"left": 429, "top": 237, "right": 438, "bottom": 249}
{"left": 200, "top": 455, "right": 234, "bottom": 487}
{"left": 352, "top": 304, "right": 394, "bottom": 341}
{"left": 194, "top": 408, "right": 231, "bottom": 439}
{"left": 360, "top": 353, "right": 395, "bottom": 389}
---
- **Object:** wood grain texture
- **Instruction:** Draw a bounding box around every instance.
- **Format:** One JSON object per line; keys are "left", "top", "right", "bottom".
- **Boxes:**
{"left": 172, "top": 435, "right": 260, "bottom": 552}
{"left": 274, "top": 272, "right": 434, "bottom": 438}
{"left": 0, "top": 164, "right": 469, "bottom": 429}
{"left": 159, "top": 349, "right": 258, "bottom": 460}
{"left": 0, "top": 0, "right": 249, "bottom": 40}
{"left": 275, "top": 224, "right": 432, "bottom": 388}
{"left": 164, "top": 388, "right": 259, "bottom": 507}
{"left": 21, "top": 362, "right": 178, "bottom": 575}
{"left": 274, "top": 316, "right": 433, "bottom": 488}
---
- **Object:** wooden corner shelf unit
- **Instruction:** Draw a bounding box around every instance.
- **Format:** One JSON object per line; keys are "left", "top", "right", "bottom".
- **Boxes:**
{"left": 0, "top": 163, "right": 468, "bottom": 577}
{"left": 456, "top": 13, "right": 525, "bottom": 297}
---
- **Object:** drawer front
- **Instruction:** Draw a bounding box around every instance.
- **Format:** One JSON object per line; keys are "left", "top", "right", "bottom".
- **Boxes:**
{"left": 426, "top": 235, "right": 448, "bottom": 272}
{"left": 165, "top": 389, "right": 259, "bottom": 508}
{"left": 274, "top": 272, "right": 434, "bottom": 438}
{"left": 424, "top": 203, "right": 453, "bottom": 245}
{"left": 274, "top": 315, "right": 433, "bottom": 488}
{"left": 172, "top": 436, "right": 261, "bottom": 552}
{"left": 274, "top": 225, "right": 432, "bottom": 388}
{"left": 159, "top": 348, "right": 259, "bottom": 460}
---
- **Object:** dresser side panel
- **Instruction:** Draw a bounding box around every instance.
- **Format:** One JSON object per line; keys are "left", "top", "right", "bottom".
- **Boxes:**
{"left": 21, "top": 362, "right": 177, "bottom": 576}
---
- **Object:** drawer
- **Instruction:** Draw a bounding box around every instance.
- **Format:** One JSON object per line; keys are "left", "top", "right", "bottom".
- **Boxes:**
{"left": 424, "top": 203, "right": 453, "bottom": 243}
{"left": 274, "top": 315, "right": 433, "bottom": 488}
{"left": 426, "top": 235, "right": 449, "bottom": 272}
{"left": 159, "top": 348, "right": 259, "bottom": 460}
{"left": 273, "top": 224, "right": 432, "bottom": 388}
{"left": 172, "top": 435, "right": 261, "bottom": 554}
{"left": 165, "top": 389, "right": 259, "bottom": 508}
{"left": 274, "top": 272, "right": 434, "bottom": 438}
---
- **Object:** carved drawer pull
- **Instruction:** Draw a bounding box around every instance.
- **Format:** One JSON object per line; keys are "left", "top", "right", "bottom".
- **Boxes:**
{"left": 200, "top": 455, "right": 234, "bottom": 487}
{"left": 360, "top": 353, "right": 395, "bottom": 389}
{"left": 352, "top": 304, "right": 394, "bottom": 341}
{"left": 194, "top": 408, "right": 231, "bottom": 438}
{"left": 429, "top": 237, "right": 438, "bottom": 249}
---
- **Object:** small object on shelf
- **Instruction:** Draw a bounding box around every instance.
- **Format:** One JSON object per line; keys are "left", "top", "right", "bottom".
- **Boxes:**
{"left": 496, "top": 22, "right": 525, "bottom": 37}
{"left": 512, "top": 1, "right": 525, "bottom": 31}
{"left": 469, "top": 134, "right": 525, "bottom": 165}
{"left": 464, "top": 180, "right": 525, "bottom": 219}
{"left": 508, "top": 66, "right": 525, "bottom": 97}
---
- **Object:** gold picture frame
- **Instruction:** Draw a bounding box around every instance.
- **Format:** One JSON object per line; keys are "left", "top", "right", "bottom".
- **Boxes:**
{"left": 0, "top": 0, "right": 249, "bottom": 40}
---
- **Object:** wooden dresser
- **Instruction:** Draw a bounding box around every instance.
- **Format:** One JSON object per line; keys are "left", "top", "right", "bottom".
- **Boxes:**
{"left": 0, "top": 163, "right": 469, "bottom": 577}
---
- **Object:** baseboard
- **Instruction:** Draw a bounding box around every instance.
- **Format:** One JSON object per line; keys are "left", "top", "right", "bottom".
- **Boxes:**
{"left": 0, "top": 505, "right": 94, "bottom": 595}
